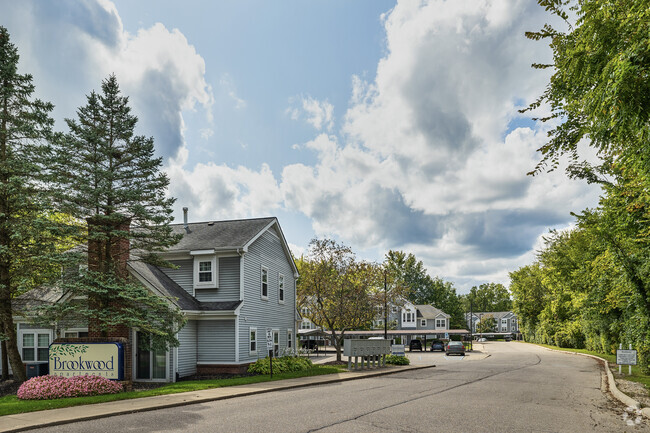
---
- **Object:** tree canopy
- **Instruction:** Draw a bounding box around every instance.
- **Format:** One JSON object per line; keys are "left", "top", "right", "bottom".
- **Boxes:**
{"left": 461, "top": 283, "right": 512, "bottom": 313}
{"left": 0, "top": 26, "right": 78, "bottom": 382}
{"left": 518, "top": 0, "right": 650, "bottom": 373}
{"left": 384, "top": 250, "right": 465, "bottom": 328}
{"left": 296, "top": 239, "right": 379, "bottom": 360}
{"left": 34, "top": 76, "right": 185, "bottom": 350}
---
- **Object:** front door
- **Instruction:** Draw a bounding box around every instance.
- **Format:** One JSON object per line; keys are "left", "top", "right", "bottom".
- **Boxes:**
{"left": 136, "top": 332, "right": 167, "bottom": 380}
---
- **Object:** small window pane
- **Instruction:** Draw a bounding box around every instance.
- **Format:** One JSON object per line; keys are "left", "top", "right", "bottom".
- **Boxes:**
{"left": 199, "top": 272, "right": 212, "bottom": 282}
{"left": 199, "top": 262, "right": 211, "bottom": 272}
{"left": 38, "top": 348, "right": 49, "bottom": 361}
{"left": 22, "top": 348, "right": 35, "bottom": 361}
{"left": 23, "top": 334, "right": 34, "bottom": 347}
{"left": 64, "top": 332, "right": 78, "bottom": 338}
{"left": 38, "top": 334, "right": 49, "bottom": 347}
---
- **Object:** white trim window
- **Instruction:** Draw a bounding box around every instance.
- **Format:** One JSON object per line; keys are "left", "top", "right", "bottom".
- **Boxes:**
{"left": 402, "top": 311, "right": 415, "bottom": 324}
{"left": 420, "top": 319, "right": 427, "bottom": 327}
{"left": 193, "top": 255, "right": 218, "bottom": 289}
{"left": 273, "top": 329, "right": 280, "bottom": 357}
{"left": 287, "top": 329, "right": 293, "bottom": 350}
{"left": 250, "top": 327, "right": 258, "bottom": 355}
{"left": 261, "top": 267, "right": 269, "bottom": 299}
{"left": 22, "top": 332, "right": 50, "bottom": 362}
{"left": 278, "top": 274, "right": 285, "bottom": 303}
{"left": 435, "top": 318, "right": 446, "bottom": 329}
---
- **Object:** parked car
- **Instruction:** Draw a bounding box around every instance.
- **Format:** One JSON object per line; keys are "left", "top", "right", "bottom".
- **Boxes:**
{"left": 430, "top": 340, "right": 445, "bottom": 352}
{"left": 409, "top": 339, "right": 423, "bottom": 351}
{"left": 446, "top": 341, "right": 466, "bottom": 356}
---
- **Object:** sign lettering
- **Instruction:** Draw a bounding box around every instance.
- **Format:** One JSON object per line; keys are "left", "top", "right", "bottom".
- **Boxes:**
{"left": 49, "top": 343, "right": 124, "bottom": 380}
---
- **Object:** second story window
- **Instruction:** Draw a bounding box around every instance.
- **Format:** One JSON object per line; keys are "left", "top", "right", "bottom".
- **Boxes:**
{"left": 261, "top": 267, "right": 268, "bottom": 299}
{"left": 278, "top": 274, "right": 285, "bottom": 303}
{"left": 191, "top": 251, "right": 217, "bottom": 290}
{"left": 198, "top": 261, "right": 212, "bottom": 282}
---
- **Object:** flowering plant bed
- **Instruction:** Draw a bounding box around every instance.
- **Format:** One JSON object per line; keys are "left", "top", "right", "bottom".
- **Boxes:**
{"left": 17, "top": 375, "right": 123, "bottom": 400}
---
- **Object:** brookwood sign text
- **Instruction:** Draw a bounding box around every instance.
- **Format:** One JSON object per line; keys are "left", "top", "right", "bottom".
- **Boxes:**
{"left": 49, "top": 343, "right": 124, "bottom": 380}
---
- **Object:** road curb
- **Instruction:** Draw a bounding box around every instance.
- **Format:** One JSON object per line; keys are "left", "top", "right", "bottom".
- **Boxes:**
{"left": 0, "top": 364, "right": 434, "bottom": 433}
{"left": 532, "top": 344, "right": 648, "bottom": 416}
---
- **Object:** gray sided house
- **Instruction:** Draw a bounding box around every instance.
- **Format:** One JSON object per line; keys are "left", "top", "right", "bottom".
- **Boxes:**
{"left": 466, "top": 311, "right": 519, "bottom": 334}
{"left": 5, "top": 217, "right": 298, "bottom": 382}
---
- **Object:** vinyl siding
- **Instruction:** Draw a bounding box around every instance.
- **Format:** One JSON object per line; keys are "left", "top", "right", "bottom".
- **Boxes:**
{"left": 239, "top": 230, "right": 296, "bottom": 362}
{"left": 177, "top": 320, "right": 197, "bottom": 377}
{"left": 195, "top": 257, "right": 240, "bottom": 302}
{"left": 197, "top": 320, "right": 236, "bottom": 363}
{"left": 160, "top": 259, "right": 193, "bottom": 295}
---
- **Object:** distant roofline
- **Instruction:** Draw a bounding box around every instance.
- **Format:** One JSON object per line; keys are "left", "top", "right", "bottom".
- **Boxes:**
{"left": 169, "top": 216, "right": 276, "bottom": 226}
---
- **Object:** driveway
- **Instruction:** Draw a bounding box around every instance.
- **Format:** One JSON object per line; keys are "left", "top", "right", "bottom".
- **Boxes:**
{"left": 24, "top": 341, "right": 646, "bottom": 432}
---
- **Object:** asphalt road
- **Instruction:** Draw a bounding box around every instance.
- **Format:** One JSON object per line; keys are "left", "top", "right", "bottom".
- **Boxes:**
{"left": 26, "top": 342, "right": 648, "bottom": 432}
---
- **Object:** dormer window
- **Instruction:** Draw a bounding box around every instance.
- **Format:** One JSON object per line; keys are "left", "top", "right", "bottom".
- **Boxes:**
{"left": 191, "top": 250, "right": 218, "bottom": 290}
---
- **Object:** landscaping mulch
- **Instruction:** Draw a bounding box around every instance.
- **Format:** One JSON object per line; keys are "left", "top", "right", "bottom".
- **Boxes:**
{"left": 0, "top": 379, "right": 20, "bottom": 398}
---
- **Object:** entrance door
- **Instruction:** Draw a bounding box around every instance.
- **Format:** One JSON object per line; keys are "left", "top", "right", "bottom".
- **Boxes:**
{"left": 136, "top": 332, "right": 167, "bottom": 380}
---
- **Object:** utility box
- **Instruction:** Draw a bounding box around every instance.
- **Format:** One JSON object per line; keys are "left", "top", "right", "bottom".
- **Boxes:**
{"left": 26, "top": 363, "right": 49, "bottom": 378}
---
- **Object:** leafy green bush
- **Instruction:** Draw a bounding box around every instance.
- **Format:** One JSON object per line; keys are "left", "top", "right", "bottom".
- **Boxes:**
{"left": 385, "top": 355, "right": 409, "bottom": 365}
{"left": 247, "top": 356, "right": 313, "bottom": 375}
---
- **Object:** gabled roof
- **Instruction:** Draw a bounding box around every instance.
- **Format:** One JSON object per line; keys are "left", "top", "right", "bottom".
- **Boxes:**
{"left": 168, "top": 217, "right": 277, "bottom": 252}
{"left": 166, "top": 216, "right": 298, "bottom": 276}
{"left": 128, "top": 261, "right": 241, "bottom": 313}
{"left": 415, "top": 304, "right": 450, "bottom": 319}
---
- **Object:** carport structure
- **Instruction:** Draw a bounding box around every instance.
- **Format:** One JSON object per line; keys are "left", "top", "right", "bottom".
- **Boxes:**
{"left": 325, "top": 329, "right": 471, "bottom": 350}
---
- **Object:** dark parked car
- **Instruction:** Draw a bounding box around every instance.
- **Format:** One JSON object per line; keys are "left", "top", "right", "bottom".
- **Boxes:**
{"left": 430, "top": 340, "right": 445, "bottom": 352}
{"left": 446, "top": 341, "right": 466, "bottom": 356}
{"left": 409, "top": 339, "right": 423, "bottom": 351}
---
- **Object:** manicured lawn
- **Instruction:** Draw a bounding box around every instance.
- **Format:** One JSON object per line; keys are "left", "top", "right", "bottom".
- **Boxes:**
{"left": 524, "top": 342, "right": 650, "bottom": 390}
{"left": 0, "top": 365, "right": 345, "bottom": 417}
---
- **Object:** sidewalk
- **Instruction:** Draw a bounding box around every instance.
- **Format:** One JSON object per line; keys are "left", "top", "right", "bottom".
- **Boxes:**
{"left": 0, "top": 364, "right": 433, "bottom": 433}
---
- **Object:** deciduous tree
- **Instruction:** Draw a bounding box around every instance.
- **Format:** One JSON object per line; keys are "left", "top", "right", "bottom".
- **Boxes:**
{"left": 297, "top": 239, "right": 379, "bottom": 361}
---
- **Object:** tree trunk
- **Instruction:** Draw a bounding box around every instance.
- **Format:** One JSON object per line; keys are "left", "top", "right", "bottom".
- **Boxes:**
{"left": 0, "top": 303, "right": 26, "bottom": 382}
{"left": 1, "top": 338, "right": 8, "bottom": 380}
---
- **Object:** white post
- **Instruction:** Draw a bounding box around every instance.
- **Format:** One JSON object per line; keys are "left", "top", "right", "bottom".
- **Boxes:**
{"left": 619, "top": 343, "right": 622, "bottom": 375}
{"left": 629, "top": 344, "right": 633, "bottom": 375}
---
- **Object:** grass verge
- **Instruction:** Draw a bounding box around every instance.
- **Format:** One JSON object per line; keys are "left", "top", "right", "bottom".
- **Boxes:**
{"left": 524, "top": 342, "right": 650, "bottom": 390}
{"left": 0, "top": 365, "right": 345, "bottom": 417}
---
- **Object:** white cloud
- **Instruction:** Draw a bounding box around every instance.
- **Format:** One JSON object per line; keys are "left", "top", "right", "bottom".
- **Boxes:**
{"left": 287, "top": 95, "right": 334, "bottom": 132}
{"left": 166, "top": 146, "right": 282, "bottom": 222}
{"left": 0, "top": 0, "right": 214, "bottom": 160}
{"left": 220, "top": 74, "right": 247, "bottom": 110}
{"left": 280, "top": 0, "right": 602, "bottom": 288}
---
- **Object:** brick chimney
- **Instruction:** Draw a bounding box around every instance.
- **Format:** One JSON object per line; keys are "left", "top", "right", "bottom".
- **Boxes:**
{"left": 87, "top": 215, "right": 131, "bottom": 280}
{"left": 86, "top": 215, "right": 131, "bottom": 339}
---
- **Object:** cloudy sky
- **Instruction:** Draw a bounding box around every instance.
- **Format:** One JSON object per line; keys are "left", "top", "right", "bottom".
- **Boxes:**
{"left": 1, "top": 0, "right": 601, "bottom": 292}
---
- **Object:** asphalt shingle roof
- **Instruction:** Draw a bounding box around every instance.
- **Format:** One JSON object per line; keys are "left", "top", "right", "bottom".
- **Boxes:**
{"left": 168, "top": 217, "right": 276, "bottom": 252}
{"left": 415, "top": 304, "right": 449, "bottom": 319}
{"left": 128, "top": 261, "right": 241, "bottom": 312}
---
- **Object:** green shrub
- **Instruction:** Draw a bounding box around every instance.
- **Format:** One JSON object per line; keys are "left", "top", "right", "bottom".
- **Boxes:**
{"left": 247, "top": 356, "right": 313, "bottom": 375}
{"left": 385, "top": 355, "right": 409, "bottom": 365}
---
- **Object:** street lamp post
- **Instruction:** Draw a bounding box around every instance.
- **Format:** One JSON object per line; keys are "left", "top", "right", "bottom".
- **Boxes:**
{"left": 384, "top": 270, "right": 388, "bottom": 340}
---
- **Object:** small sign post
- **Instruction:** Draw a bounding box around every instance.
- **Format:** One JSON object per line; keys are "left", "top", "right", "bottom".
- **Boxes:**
{"left": 617, "top": 344, "right": 637, "bottom": 376}
{"left": 266, "top": 328, "right": 274, "bottom": 377}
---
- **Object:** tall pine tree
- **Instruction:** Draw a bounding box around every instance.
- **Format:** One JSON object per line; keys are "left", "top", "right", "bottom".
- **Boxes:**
{"left": 0, "top": 27, "right": 74, "bottom": 382}
{"left": 39, "top": 75, "right": 185, "bottom": 350}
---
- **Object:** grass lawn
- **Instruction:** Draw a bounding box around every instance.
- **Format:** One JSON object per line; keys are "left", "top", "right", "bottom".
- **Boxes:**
{"left": 0, "top": 365, "right": 345, "bottom": 417}
{"left": 523, "top": 342, "right": 650, "bottom": 390}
